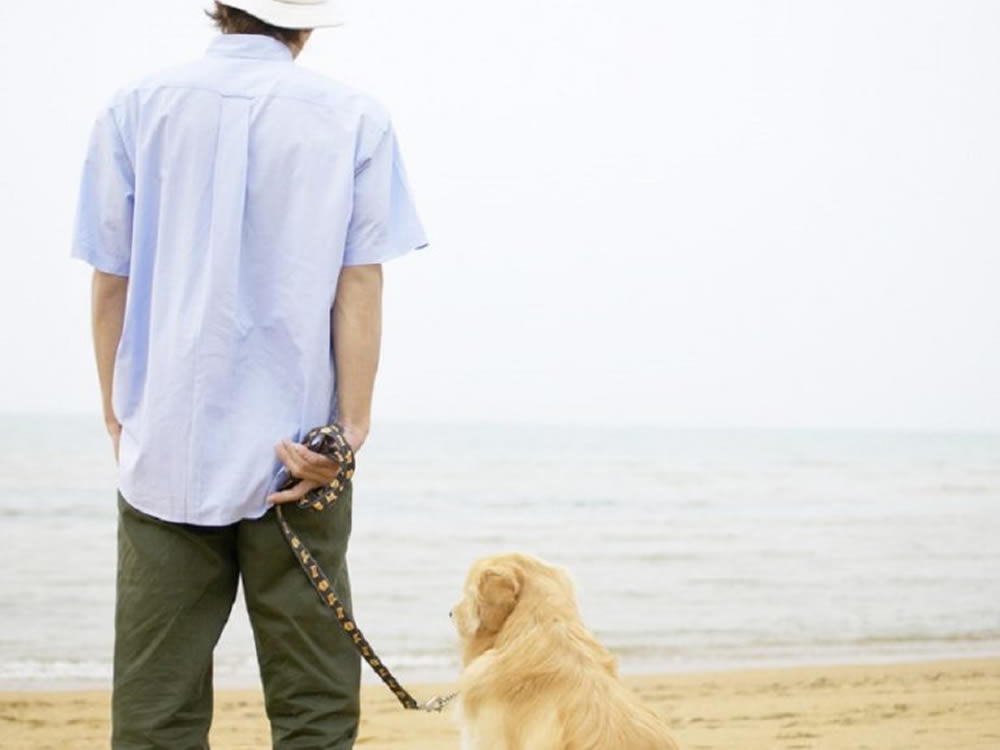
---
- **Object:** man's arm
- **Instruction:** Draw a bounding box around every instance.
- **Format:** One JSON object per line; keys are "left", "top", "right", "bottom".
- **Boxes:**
{"left": 91, "top": 270, "right": 128, "bottom": 461}
{"left": 332, "top": 263, "right": 383, "bottom": 451}
{"left": 267, "top": 263, "right": 383, "bottom": 504}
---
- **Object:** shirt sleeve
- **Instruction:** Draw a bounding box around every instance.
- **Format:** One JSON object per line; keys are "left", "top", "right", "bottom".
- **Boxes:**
{"left": 71, "top": 106, "right": 135, "bottom": 276}
{"left": 343, "top": 121, "right": 428, "bottom": 266}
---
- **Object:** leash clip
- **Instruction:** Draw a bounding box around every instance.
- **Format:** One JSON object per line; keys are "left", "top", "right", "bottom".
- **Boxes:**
{"left": 421, "top": 693, "right": 458, "bottom": 713}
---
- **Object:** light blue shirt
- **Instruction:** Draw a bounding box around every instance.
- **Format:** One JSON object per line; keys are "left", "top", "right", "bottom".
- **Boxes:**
{"left": 72, "top": 34, "right": 427, "bottom": 525}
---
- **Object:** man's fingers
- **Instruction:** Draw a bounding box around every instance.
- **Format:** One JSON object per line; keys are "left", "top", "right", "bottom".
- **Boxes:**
{"left": 292, "top": 442, "right": 322, "bottom": 465}
{"left": 276, "top": 441, "right": 308, "bottom": 477}
{"left": 275, "top": 440, "right": 342, "bottom": 486}
{"left": 267, "top": 478, "right": 321, "bottom": 505}
{"left": 289, "top": 443, "right": 337, "bottom": 466}
{"left": 285, "top": 442, "right": 340, "bottom": 483}
{"left": 291, "top": 443, "right": 339, "bottom": 470}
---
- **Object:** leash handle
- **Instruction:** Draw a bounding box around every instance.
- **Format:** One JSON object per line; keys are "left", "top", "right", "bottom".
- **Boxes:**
{"left": 273, "top": 424, "right": 356, "bottom": 510}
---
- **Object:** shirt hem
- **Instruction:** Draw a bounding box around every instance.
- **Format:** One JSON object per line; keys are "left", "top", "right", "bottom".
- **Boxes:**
{"left": 72, "top": 245, "right": 130, "bottom": 277}
{"left": 342, "top": 238, "right": 429, "bottom": 267}
{"left": 118, "top": 481, "right": 271, "bottom": 526}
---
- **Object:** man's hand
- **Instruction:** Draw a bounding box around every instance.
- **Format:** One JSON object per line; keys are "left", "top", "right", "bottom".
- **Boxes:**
{"left": 108, "top": 420, "right": 122, "bottom": 464}
{"left": 266, "top": 427, "right": 365, "bottom": 505}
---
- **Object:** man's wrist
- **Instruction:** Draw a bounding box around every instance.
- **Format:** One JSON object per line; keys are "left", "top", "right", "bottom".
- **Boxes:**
{"left": 337, "top": 419, "right": 369, "bottom": 451}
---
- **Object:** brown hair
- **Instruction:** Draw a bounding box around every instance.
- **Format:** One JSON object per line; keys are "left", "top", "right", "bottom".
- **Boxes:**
{"left": 206, "top": 2, "right": 309, "bottom": 46}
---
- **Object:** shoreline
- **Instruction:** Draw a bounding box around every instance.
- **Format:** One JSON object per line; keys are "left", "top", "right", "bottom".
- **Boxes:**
{"left": 3, "top": 657, "right": 998, "bottom": 749}
{"left": 5, "top": 647, "right": 998, "bottom": 693}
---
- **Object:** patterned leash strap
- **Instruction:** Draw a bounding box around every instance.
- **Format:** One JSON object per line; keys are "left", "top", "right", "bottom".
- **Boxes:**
{"left": 273, "top": 424, "right": 457, "bottom": 713}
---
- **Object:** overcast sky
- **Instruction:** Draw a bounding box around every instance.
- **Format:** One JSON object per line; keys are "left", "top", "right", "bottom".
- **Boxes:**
{"left": 0, "top": 1, "right": 997, "bottom": 431}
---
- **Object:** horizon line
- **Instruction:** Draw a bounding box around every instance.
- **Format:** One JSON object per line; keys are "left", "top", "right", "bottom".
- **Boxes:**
{"left": 1, "top": 410, "right": 997, "bottom": 437}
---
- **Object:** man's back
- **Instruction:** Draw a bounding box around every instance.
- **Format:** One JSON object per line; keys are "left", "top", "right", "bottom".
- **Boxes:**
{"left": 73, "top": 33, "right": 426, "bottom": 524}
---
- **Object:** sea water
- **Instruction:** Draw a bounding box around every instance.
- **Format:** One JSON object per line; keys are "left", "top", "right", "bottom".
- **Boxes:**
{"left": 1, "top": 415, "right": 997, "bottom": 689}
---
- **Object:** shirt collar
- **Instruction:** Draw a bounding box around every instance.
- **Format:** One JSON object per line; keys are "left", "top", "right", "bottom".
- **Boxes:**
{"left": 206, "top": 34, "right": 294, "bottom": 62}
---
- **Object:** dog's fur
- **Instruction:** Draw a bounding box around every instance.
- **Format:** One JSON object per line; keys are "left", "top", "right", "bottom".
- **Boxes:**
{"left": 451, "top": 553, "right": 679, "bottom": 750}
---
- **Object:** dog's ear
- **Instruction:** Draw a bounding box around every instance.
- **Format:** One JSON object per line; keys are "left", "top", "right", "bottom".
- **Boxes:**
{"left": 476, "top": 566, "right": 520, "bottom": 633}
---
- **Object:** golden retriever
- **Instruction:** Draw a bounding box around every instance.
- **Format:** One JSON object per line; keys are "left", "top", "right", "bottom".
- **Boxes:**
{"left": 451, "top": 553, "right": 680, "bottom": 750}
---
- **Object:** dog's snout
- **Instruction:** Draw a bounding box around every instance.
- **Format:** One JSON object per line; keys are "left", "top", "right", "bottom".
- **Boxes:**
{"left": 448, "top": 609, "right": 453, "bottom": 619}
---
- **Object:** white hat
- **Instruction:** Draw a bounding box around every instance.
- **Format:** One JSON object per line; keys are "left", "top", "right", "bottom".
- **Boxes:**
{"left": 218, "top": 0, "right": 345, "bottom": 29}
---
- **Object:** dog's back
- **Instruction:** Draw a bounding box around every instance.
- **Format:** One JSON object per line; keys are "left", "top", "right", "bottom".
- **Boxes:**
{"left": 461, "top": 643, "right": 678, "bottom": 750}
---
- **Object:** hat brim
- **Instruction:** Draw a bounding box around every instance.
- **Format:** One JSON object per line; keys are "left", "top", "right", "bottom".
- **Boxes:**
{"left": 216, "top": 0, "right": 345, "bottom": 30}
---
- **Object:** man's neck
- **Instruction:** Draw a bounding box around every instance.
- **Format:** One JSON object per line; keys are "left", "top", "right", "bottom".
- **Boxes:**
{"left": 224, "top": 31, "right": 309, "bottom": 59}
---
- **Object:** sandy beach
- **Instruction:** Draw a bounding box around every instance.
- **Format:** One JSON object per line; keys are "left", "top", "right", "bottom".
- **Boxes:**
{"left": 2, "top": 658, "right": 998, "bottom": 749}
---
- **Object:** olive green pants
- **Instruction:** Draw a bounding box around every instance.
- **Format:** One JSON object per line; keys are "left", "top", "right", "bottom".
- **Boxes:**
{"left": 112, "top": 489, "right": 361, "bottom": 750}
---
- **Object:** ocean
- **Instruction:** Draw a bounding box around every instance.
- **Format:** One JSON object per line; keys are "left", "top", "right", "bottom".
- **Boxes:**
{"left": 1, "top": 415, "right": 998, "bottom": 689}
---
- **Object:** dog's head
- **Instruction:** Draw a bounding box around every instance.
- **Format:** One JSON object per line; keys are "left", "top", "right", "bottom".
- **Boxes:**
{"left": 451, "top": 553, "right": 580, "bottom": 664}
{"left": 451, "top": 555, "right": 524, "bottom": 639}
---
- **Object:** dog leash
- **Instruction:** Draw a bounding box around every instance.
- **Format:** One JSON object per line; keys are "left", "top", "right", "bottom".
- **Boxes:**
{"left": 273, "top": 424, "right": 457, "bottom": 713}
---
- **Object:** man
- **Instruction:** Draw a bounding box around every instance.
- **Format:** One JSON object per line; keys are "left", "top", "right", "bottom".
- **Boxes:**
{"left": 72, "top": 1, "right": 427, "bottom": 747}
